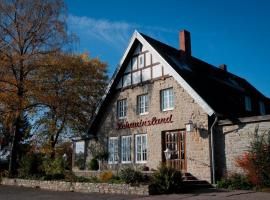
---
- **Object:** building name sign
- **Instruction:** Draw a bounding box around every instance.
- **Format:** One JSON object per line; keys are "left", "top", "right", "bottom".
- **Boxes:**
{"left": 117, "top": 114, "right": 173, "bottom": 130}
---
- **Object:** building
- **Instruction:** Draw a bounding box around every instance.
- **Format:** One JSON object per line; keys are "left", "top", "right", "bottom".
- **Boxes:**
{"left": 73, "top": 30, "right": 270, "bottom": 183}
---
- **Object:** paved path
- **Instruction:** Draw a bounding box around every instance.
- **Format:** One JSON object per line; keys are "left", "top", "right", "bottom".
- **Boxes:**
{"left": 1, "top": 185, "right": 270, "bottom": 200}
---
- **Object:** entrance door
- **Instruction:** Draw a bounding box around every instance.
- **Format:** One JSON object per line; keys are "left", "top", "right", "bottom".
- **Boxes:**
{"left": 163, "top": 130, "right": 186, "bottom": 171}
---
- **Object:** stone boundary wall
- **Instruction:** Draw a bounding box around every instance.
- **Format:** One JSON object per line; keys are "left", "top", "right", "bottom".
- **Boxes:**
{"left": 0, "top": 178, "right": 149, "bottom": 195}
{"left": 73, "top": 170, "right": 102, "bottom": 178}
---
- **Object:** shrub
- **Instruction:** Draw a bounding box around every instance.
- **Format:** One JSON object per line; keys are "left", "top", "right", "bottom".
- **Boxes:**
{"left": 217, "top": 174, "right": 253, "bottom": 190}
{"left": 149, "top": 165, "right": 183, "bottom": 194}
{"left": 18, "top": 153, "right": 43, "bottom": 178}
{"left": 88, "top": 158, "right": 99, "bottom": 170}
{"left": 119, "top": 167, "right": 143, "bottom": 184}
{"left": 42, "top": 173, "right": 65, "bottom": 180}
{"left": 42, "top": 156, "right": 64, "bottom": 176}
{"left": 94, "top": 150, "right": 109, "bottom": 161}
{"left": 235, "top": 128, "right": 270, "bottom": 188}
{"left": 99, "top": 171, "right": 114, "bottom": 182}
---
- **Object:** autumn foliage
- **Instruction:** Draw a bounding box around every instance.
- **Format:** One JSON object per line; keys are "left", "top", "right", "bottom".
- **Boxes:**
{"left": 235, "top": 128, "right": 270, "bottom": 188}
{"left": 0, "top": 0, "right": 107, "bottom": 175}
{"left": 236, "top": 152, "right": 260, "bottom": 186}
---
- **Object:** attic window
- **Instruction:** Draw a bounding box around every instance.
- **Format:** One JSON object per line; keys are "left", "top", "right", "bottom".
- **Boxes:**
{"left": 259, "top": 101, "right": 266, "bottom": 115}
{"left": 138, "top": 55, "right": 144, "bottom": 68}
{"left": 245, "top": 96, "right": 252, "bottom": 111}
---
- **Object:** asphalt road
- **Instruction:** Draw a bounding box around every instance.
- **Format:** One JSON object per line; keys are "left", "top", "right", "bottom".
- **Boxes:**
{"left": 0, "top": 185, "right": 139, "bottom": 200}
{"left": 1, "top": 185, "right": 270, "bottom": 200}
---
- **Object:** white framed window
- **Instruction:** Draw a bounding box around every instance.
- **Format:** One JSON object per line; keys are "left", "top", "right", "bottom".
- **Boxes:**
{"left": 138, "top": 55, "right": 144, "bottom": 68}
{"left": 137, "top": 94, "right": 149, "bottom": 115}
{"left": 117, "top": 99, "right": 127, "bottom": 118}
{"left": 121, "top": 136, "right": 132, "bottom": 163}
{"left": 135, "top": 134, "right": 147, "bottom": 163}
{"left": 132, "top": 57, "right": 137, "bottom": 70}
{"left": 259, "top": 101, "right": 266, "bottom": 115}
{"left": 245, "top": 96, "right": 252, "bottom": 111}
{"left": 108, "top": 137, "right": 119, "bottom": 164}
{"left": 145, "top": 52, "right": 151, "bottom": 66}
{"left": 161, "top": 88, "right": 174, "bottom": 111}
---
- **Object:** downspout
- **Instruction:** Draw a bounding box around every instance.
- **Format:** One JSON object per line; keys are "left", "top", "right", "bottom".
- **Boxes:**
{"left": 210, "top": 115, "right": 218, "bottom": 184}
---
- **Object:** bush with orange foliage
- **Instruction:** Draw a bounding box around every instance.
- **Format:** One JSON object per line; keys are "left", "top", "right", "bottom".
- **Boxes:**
{"left": 235, "top": 128, "right": 270, "bottom": 188}
{"left": 99, "top": 171, "right": 114, "bottom": 182}
{"left": 236, "top": 152, "right": 260, "bottom": 186}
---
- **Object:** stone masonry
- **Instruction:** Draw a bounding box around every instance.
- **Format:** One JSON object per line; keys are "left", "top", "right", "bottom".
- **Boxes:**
{"left": 0, "top": 178, "right": 149, "bottom": 195}
{"left": 88, "top": 76, "right": 212, "bottom": 182}
{"left": 215, "top": 116, "right": 270, "bottom": 178}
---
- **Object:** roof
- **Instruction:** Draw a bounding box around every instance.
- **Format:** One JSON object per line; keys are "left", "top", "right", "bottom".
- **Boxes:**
{"left": 141, "top": 33, "right": 270, "bottom": 118}
{"left": 88, "top": 31, "right": 270, "bottom": 134}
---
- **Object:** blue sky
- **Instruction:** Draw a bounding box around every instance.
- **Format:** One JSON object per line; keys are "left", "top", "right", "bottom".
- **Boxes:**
{"left": 66, "top": 0, "right": 270, "bottom": 97}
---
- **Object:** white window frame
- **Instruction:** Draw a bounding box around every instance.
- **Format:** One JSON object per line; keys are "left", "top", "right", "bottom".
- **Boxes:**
{"left": 117, "top": 99, "right": 127, "bottom": 119}
{"left": 161, "top": 88, "right": 174, "bottom": 111}
{"left": 132, "top": 57, "right": 137, "bottom": 70}
{"left": 135, "top": 134, "right": 147, "bottom": 164}
{"left": 245, "top": 96, "right": 252, "bottom": 111}
{"left": 138, "top": 55, "right": 144, "bottom": 68}
{"left": 108, "top": 137, "right": 119, "bottom": 164}
{"left": 121, "top": 135, "right": 132, "bottom": 164}
{"left": 259, "top": 101, "right": 266, "bottom": 115}
{"left": 137, "top": 94, "right": 149, "bottom": 115}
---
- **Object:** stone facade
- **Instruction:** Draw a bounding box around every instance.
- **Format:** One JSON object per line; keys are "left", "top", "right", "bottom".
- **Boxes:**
{"left": 215, "top": 116, "right": 270, "bottom": 178}
{"left": 88, "top": 76, "right": 212, "bottom": 182}
{"left": 0, "top": 178, "right": 149, "bottom": 195}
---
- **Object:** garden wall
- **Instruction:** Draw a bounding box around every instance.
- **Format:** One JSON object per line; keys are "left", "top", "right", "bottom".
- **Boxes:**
{"left": 0, "top": 178, "right": 149, "bottom": 195}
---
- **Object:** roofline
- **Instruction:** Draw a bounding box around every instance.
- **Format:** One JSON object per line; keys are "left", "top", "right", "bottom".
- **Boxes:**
{"left": 92, "top": 31, "right": 140, "bottom": 114}
{"left": 219, "top": 115, "right": 270, "bottom": 126}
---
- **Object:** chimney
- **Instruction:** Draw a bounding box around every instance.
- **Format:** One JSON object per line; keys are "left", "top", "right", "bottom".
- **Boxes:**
{"left": 179, "top": 30, "right": 191, "bottom": 57}
{"left": 219, "top": 64, "right": 227, "bottom": 72}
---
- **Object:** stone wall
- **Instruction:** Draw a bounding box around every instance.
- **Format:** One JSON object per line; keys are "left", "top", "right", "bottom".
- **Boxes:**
{"left": 0, "top": 178, "right": 149, "bottom": 195}
{"left": 216, "top": 115, "right": 270, "bottom": 178}
{"left": 89, "top": 76, "right": 211, "bottom": 182}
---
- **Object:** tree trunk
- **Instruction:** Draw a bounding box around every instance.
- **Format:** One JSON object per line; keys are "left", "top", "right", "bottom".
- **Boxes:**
{"left": 50, "top": 134, "right": 56, "bottom": 159}
{"left": 8, "top": 115, "right": 20, "bottom": 176}
{"left": 9, "top": 82, "right": 24, "bottom": 176}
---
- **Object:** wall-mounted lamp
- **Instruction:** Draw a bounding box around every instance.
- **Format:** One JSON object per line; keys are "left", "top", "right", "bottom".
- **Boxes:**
{"left": 185, "top": 120, "right": 196, "bottom": 132}
{"left": 164, "top": 148, "right": 173, "bottom": 160}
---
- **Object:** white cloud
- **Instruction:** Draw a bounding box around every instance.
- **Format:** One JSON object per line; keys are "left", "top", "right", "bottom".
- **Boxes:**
{"left": 68, "top": 15, "right": 135, "bottom": 48}
{"left": 68, "top": 15, "right": 175, "bottom": 49}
